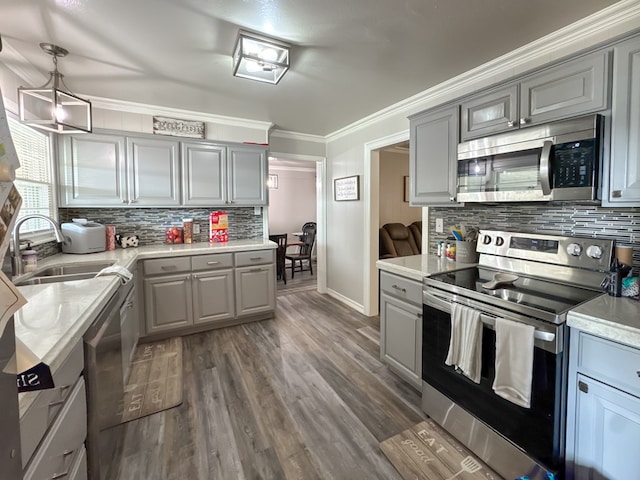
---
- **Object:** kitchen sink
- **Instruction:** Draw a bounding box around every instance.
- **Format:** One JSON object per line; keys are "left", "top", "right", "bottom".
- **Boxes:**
{"left": 14, "top": 261, "right": 116, "bottom": 286}
{"left": 33, "top": 261, "right": 115, "bottom": 277}
{"left": 16, "top": 273, "right": 98, "bottom": 286}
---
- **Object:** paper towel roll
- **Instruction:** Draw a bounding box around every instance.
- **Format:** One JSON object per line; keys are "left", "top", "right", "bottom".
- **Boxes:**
{"left": 616, "top": 245, "right": 633, "bottom": 266}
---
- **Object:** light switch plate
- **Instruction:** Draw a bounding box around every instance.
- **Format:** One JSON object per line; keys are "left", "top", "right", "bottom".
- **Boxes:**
{"left": 435, "top": 218, "right": 444, "bottom": 233}
{"left": 193, "top": 223, "right": 201, "bottom": 234}
{"left": 254, "top": 206, "right": 261, "bottom": 215}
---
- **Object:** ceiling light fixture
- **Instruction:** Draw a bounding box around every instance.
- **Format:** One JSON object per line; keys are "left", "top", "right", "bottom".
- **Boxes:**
{"left": 18, "top": 43, "right": 92, "bottom": 133}
{"left": 232, "top": 30, "right": 290, "bottom": 85}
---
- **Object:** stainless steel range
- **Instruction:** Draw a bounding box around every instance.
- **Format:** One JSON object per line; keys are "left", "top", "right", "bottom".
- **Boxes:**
{"left": 421, "top": 230, "right": 613, "bottom": 480}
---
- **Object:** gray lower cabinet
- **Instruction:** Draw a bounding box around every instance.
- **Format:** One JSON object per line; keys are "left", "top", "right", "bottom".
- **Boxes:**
{"left": 608, "top": 35, "right": 640, "bottom": 205}
{"left": 565, "top": 330, "right": 640, "bottom": 479}
{"left": 460, "top": 49, "right": 609, "bottom": 141}
{"left": 20, "top": 341, "right": 87, "bottom": 479}
{"left": 408, "top": 104, "right": 459, "bottom": 205}
{"left": 379, "top": 271, "right": 423, "bottom": 390}
{"left": 142, "top": 250, "right": 275, "bottom": 338}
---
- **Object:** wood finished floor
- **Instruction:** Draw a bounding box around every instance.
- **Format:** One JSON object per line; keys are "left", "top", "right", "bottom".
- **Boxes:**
{"left": 113, "top": 289, "right": 425, "bottom": 480}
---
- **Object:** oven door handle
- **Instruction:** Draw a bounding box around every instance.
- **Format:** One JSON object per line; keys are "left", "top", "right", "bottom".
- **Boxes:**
{"left": 423, "top": 290, "right": 556, "bottom": 343}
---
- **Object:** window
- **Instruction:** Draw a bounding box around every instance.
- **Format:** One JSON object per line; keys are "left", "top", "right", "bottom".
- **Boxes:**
{"left": 6, "top": 115, "right": 56, "bottom": 241}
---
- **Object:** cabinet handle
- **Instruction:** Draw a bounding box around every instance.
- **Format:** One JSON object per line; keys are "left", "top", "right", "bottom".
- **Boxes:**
{"left": 578, "top": 380, "right": 589, "bottom": 393}
{"left": 249, "top": 268, "right": 263, "bottom": 273}
{"left": 612, "top": 190, "right": 622, "bottom": 198}
{"left": 126, "top": 301, "right": 134, "bottom": 309}
{"left": 122, "top": 200, "right": 127, "bottom": 204}
{"left": 417, "top": 313, "right": 423, "bottom": 318}
{"left": 519, "top": 117, "right": 530, "bottom": 125}
{"left": 391, "top": 284, "right": 407, "bottom": 293}
{"left": 637, "top": 371, "right": 640, "bottom": 378}
{"left": 192, "top": 273, "right": 198, "bottom": 279}
{"left": 161, "top": 265, "right": 177, "bottom": 271}
{"left": 250, "top": 257, "right": 262, "bottom": 261}
{"left": 48, "top": 399, "right": 66, "bottom": 408}
{"left": 206, "top": 261, "right": 220, "bottom": 265}
{"left": 507, "top": 120, "right": 515, "bottom": 127}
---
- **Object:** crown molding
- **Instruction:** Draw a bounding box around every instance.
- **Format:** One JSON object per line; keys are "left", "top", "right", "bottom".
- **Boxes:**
{"left": 1, "top": 40, "right": 48, "bottom": 87}
{"left": 88, "top": 95, "right": 274, "bottom": 131}
{"left": 326, "top": 0, "right": 640, "bottom": 142}
{"left": 269, "top": 128, "right": 325, "bottom": 143}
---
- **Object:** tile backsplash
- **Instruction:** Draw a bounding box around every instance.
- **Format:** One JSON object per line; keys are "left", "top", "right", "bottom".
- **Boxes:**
{"left": 429, "top": 203, "right": 640, "bottom": 273}
{"left": 59, "top": 207, "right": 264, "bottom": 245}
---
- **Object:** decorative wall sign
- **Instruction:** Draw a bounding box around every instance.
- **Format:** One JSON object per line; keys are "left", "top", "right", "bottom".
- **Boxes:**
{"left": 153, "top": 116, "right": 205, "bottom": 138}
{"left": 334, "top": 175, "right": 360, "bottom": 201}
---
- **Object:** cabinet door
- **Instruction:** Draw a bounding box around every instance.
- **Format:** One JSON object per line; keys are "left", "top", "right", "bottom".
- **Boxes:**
{"left": 460, "top": 84, "right": 519, "bottom": 140}
{"left": 228, "top": 145, "right": 268, "bottom": 206}
{"left": 144, "top": 274, "right": 193, "bottom": 334}
{"left": 572, "top": 374, "right": 640, "bottom": 479}
{"left": 380, "top": 292, "right": 422, "bottom": 389}
{"left": 58, "top": 133, "right": 127, "bottom": 206}
{"left": 235, "top": 264, "right": 276, "bottom": 317}
{"left": 192, "top": 269, "right": 235, "bottom": 324}
{"left": 181, "top": 142, "right": 227, "bottom": 205}
{"left": 127, "top": 136, "right": 180, "bottom": 206}
{"left": 520, "top": 50, "right": 609, "bottom": 127}
{"left": 609, "top": 36, "right": 640, "bottom": 205}
{"left": 409, "top": 105, "right": 459, "bottom": 205}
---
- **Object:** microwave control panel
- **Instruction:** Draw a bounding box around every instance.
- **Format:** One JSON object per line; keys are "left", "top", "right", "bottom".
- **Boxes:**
{"left": 552, "top": 139, "right": 596, "bottom": 188}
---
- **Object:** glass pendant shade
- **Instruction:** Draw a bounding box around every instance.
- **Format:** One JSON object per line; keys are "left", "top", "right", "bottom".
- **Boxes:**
{"left": 18, "top": 43, "right": 92, "bottom": 133}
{"left": 233, "top": 31, "right": 290, "bottom": 84}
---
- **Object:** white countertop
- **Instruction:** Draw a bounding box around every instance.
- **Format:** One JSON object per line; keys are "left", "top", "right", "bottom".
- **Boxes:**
{"left": 15, "top": 238, "right": 275, "bottom": 415}
{"left": 567, "top": 294, "right": 640, "bottom": 349}
{"left": 376, "top": 254, "right": 477, "bottom": 281}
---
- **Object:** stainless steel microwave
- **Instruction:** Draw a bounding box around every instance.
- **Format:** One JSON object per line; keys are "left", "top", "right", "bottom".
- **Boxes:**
{"left": 457, "top": 114, "right": 603, "bottom": 202}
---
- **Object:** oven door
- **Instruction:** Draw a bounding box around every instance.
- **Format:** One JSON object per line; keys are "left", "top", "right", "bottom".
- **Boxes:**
{"left": 422, "top": 288, "right": 567, "bottom": 472}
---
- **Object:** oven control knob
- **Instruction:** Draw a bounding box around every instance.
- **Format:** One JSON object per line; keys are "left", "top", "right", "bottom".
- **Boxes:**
{"left": 586, "top": 245, "right": 603, "bottom": 259}
{"left": 566, "top": 243, "right": 582, "bottom": 256}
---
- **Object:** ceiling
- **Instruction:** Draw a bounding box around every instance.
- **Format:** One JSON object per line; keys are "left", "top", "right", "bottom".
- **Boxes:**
{"left": 0, "top": 0, "right": 621, "bottom": 136}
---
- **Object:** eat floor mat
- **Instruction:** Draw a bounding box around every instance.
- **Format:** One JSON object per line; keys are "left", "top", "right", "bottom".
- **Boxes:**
{"left": 380, "top": 419, "right": 502, "bottom": 480}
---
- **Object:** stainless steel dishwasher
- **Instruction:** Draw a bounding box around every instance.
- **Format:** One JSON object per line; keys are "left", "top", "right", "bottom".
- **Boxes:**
{"left": 84, "top": 279, "right": 133, "bottom": 480}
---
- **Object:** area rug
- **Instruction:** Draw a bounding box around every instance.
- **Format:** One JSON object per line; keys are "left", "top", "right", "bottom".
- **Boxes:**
{"left": 380, "top": 419, "right": 502, "bottom": 480}
{"left": 120, "top": 337, "right": 183, "bottom": 423}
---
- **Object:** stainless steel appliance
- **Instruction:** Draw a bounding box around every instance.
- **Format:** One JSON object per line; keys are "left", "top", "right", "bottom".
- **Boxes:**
{"left": 84, "top": 279, "right": 133, "bottom": 480}
{"left": 422, "top": 230, "right": 613, "bottom": 480}
{"left": 0, "top": 317, "right": 22, "bottom": 479}
{"left": 457, "top": 114, "right": 603, "bottom": 202}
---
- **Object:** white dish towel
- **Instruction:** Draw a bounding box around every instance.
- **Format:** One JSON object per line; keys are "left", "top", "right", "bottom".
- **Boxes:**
{"left": 95, "top": 265, "right": 133, "bottom": 284}
{"left": 445, "top": 303, "right": 483, "bottom": 383}
{"left": 492, "top": 317, "right": 535, "bottom": 408}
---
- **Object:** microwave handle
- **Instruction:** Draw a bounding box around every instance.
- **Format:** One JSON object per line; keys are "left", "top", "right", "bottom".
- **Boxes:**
{"left": 539, "top": 140, "right": 553, "bottom": 195}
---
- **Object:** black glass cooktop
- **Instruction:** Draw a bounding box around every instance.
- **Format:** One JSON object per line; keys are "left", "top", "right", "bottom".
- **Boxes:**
{"left": 425, "top": 266, "right": 603, "bottom": 318}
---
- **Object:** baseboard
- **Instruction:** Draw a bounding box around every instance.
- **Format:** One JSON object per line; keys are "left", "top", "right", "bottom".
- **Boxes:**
{"left": 326, "top": 288, "right": 366, "bottom": 314}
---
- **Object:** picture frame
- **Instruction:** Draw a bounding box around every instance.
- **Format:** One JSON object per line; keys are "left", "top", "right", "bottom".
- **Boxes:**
{"left": 334, "top": 175, "right": 360, "bottom": 201}
{"left": 404, "top": 176, "right": 410, "bottom": 202}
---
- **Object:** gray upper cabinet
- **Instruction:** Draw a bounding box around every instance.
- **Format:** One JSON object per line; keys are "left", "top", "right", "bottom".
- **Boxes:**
{"left": 228, "top": 145, "right": 268, "bottom": 206}
{"left": 520, "top": 50, "right": 609, "bottom": 126}
{"left": 59, "top": 132, "right": 268, "bottom": 207}
{"left": 181, "top": 141, "right": 227, "bottom": 205}
{"left": 126, "top": 137, "right": 180, "bottom": 206}
{"left": 608, "top": 36, "right": 640, "bottom": 205}
{"left": 58, "top": 133, "right": 127, "bottom": 206}
{"left": 409, "top": 104, "right": 459, "bottom": 205}
{"left": 460, "top": 50, "right": 609, "bottom": 141}
{"left": 460, "top": 84, "right": 519, "bottom": 141}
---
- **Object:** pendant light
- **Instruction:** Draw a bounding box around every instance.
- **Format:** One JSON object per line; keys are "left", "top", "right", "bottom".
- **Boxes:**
{"left": 18, "top": 43, "right": 92, "bottom": 133}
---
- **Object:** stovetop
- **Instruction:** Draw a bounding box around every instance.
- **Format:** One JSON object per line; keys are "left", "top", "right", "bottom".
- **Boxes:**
{"left": 424, "top": 266, "right": 604, "bottom": 322}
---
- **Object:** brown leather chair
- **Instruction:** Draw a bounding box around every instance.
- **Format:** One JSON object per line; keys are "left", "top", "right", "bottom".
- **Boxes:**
{"left": 379, "top": 223, "right": 420, "bottom": 258}
{"left": 408, "top": 221, "right": 422, "bottom": 253}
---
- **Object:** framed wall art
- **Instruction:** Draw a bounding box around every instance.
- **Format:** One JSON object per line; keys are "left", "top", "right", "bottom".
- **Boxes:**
{"left": 334, "top": 175, "right": 360, "bottom": 201}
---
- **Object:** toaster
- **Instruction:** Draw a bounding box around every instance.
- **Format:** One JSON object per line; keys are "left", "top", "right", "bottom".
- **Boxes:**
{"left": 61, "top": 221, "right": 106, "bottom": 254}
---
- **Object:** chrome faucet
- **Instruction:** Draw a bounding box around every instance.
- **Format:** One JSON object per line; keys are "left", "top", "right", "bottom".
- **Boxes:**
{"left": 10, "top": 214, "right": 65, "bottom": 277}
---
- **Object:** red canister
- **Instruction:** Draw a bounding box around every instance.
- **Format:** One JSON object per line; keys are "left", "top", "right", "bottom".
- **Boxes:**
{"left": 106, "top": 225, "right": 116, "bottom": 251}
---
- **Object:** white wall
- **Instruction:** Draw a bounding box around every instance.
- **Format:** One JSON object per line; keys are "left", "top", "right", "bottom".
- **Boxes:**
{"left": 268, "top": 166, "right": 316, "bottom": 236}
{"left": 379, "top": 150, "right": 421, "bottom": 227}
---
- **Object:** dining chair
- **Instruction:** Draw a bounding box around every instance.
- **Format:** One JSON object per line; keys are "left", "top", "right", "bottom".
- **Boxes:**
{"left": 285, "top": 224, "right": 316, "bottom": 278}
{"left": 268, "top": 234, "right": 288, "bottom": 284}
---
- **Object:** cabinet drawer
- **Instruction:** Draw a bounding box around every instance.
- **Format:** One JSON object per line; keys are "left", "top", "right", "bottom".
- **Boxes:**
{"left": 380, "top": 271, "right": 422, "bottom": 305}
{"left": 24, "top": 377, "right": 87, "bottom": 480}
{"left": 235, "top": 249, "right": 275, "bottom": 267}
{"left": 192, "top": 253, "right": 233, "bottom": 271}
{"left": 576, "top": 331, "right": 640, "bottom": 398}
{"left": 20, "top": 341, "right": 83, "bottom": 467}
{"left": 144, "top": 256, "right": 191, "bottom": 275}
